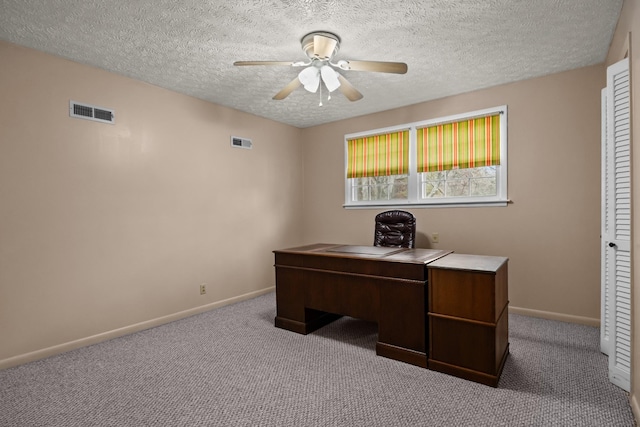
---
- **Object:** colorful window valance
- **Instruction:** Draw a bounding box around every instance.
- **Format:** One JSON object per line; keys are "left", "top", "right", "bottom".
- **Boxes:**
{"left": 417, "top": 114, "right": 501, "bottom": 172}
{"left": 347, "top": 130, "right": 409, "bottom": 178}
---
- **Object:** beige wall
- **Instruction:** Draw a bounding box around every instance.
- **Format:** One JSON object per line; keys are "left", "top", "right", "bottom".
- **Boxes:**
{"left": 0, "top": 9, "right": 625, "bottom": 382}
{"left": 301, "top": 64, "right": 605, "bottom": 324}
{"left": 607, "top": 0, "right": 639, "bottom": 418}
{"left": 0, "top": 41, "right": 304, "bottom": 367}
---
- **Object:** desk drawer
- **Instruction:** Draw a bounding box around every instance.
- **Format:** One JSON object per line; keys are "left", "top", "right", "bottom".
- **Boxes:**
{"left": 428, "top": 309, "right": 508, "bottom": 375}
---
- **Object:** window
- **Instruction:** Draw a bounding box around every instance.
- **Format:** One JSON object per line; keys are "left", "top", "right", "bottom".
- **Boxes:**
{"left": 345, "top": 106, "right": 507, "bottom": 208}
{"left": 346, "top": 128, "right": 409, "bottom": 202}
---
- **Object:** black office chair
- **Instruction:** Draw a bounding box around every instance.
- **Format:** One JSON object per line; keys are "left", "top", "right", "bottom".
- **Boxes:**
{"left": 373, "top": 210, "right": 416, "bottom": 248}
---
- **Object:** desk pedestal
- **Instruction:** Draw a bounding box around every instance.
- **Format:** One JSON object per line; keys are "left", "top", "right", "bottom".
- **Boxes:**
{"left": 428, "top": 254, "right": 509, "bottom": 387}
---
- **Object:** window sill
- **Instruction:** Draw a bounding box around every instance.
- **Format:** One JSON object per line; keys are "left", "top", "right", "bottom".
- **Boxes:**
{"left": 343, "top": 199, "right": 511, "bottom": 209}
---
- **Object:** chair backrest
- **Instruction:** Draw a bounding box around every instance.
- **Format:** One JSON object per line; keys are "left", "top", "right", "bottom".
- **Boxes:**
{"left": 373, "top": 210, "right": 416, "bottom": 248}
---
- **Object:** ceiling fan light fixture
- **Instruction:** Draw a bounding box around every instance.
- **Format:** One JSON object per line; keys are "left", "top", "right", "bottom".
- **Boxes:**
{"left": 234, "top": 31, "right": 405, "bottom": 102}
{"left": 320, "top": 65, "right": 341, "bottom": 92}
{"left": 298, "top": 67, "right": 320, "bottom": 92}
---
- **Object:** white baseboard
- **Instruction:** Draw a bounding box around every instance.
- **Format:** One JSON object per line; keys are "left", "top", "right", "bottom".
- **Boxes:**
{"left": 631, "top": 393, "right": 639, "bottom": 425}
{"left": 509, "top": 306, "right": 600, "bottom": 327}
{"left": 1, "top": 295, "right": 602, "bottom": 371}
{"left": 0, "top": 287, "right": 275, "bottom": 371}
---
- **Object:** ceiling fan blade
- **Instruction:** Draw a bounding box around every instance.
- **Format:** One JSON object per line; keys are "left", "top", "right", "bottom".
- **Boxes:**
{"left": 340, "top": 60, "right": 408, "bottom": 74}
{"left": 234, "top": 61, "right": 295, "bottom": 66}
{"left": 313, "top": 35, "right": 338, "bottom": 59}
{"left": 272, "top": 78, "right": 302, "bottom": 100}
{"left": 337, "top": 75, "right": 363, "bottom": 101}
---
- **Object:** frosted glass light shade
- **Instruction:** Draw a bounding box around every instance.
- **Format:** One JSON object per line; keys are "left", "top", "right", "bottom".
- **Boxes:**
{"left": 320, "top": 65, "right": 341, "bottom": 92}
{"left": 298, "top": 67, "right": 320, "bottom": 93}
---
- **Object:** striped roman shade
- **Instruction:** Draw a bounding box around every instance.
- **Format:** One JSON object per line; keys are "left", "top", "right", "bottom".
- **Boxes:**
{"left": 417, "top": 114, "right": 501, "bottom": 172}
{"left": 347, "top": 130, "right": 409, "bottom": 178}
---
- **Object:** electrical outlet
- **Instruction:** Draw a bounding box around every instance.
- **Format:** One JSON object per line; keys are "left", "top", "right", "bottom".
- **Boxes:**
{"left": 432, "top": 233, "right": 439, "bottom": 243}
{"left": 200, "top": 284, "right": 206, "bottom": 295}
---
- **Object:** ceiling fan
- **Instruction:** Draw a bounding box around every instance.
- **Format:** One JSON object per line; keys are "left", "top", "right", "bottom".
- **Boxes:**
{"left": 233, "top": 31, "right": 408, "bottom": 102}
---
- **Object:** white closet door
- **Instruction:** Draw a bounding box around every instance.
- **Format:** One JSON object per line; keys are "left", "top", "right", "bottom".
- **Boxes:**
{"left": 603, "top": 57, "right": 631, "bottom": 392}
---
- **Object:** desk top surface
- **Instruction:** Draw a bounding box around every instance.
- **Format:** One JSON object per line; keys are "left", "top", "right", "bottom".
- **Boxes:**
{"left": 274, "top": 243, "right": 452, "bottom": 265}
{"left": 428, "top": 253, "right": 508, "bottom": 272}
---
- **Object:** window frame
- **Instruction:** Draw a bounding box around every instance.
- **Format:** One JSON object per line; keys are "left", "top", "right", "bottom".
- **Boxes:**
{"left": 344, "top": 105, "right": 508, "bottom": 208}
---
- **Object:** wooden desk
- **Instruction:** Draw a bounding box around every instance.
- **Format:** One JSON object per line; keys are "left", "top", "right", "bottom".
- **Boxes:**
{"left": 274, "top": 243, "right": 451, "bottom": 368}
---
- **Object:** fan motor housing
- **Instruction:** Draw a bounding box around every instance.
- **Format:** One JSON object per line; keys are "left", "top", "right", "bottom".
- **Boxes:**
{"left": 301, "top": 31, "right": 340, "bottom": 60}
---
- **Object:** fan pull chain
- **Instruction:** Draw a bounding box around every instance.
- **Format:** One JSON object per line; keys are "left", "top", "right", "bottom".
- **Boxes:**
{"left": 318, "top": 82, "right": 332, "bottom": 106}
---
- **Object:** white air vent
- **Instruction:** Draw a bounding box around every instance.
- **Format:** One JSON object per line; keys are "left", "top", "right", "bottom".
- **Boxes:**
{"left": 231, "top": 136, "right": 252, "bottom": 149}
{"left": 69, "top": 100, "right": 115, "bottom": 124}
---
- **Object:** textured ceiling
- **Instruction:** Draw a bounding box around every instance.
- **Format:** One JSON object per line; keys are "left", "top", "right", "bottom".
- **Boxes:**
{"left": 0, "top": 0, "right": 624, "bottom": 128}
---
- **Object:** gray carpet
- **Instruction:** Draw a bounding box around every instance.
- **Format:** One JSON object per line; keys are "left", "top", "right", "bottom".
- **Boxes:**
{"left": 0, "top": 292, "right": 634, "bottom": 426}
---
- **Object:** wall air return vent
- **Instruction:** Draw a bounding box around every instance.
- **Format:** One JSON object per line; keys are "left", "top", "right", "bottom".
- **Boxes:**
{"left": 69, "top": 100, "right": 115, "bottom": 124}
{"left": 230, "top": 136, "right": 253, "bottom": 149}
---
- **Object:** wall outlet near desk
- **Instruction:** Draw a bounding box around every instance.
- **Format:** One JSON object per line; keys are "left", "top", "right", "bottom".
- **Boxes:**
{"left": 431, "top": 233, "right": 439, "bottom": 243}
{"left": 200, "top": 284, "right": 207, "bottom": 295}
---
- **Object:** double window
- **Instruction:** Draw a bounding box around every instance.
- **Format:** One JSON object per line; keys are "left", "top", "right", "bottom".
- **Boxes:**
{"left": 345, "top": 106, "right": 508, "bottom": 208}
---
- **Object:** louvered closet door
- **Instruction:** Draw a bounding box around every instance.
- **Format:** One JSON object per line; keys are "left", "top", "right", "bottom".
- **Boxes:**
{"left": 600, "top": 88, "right": 611, "bottom": 355}
{"left": 603, "top": 57, "right": 631, "bottom": 392}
